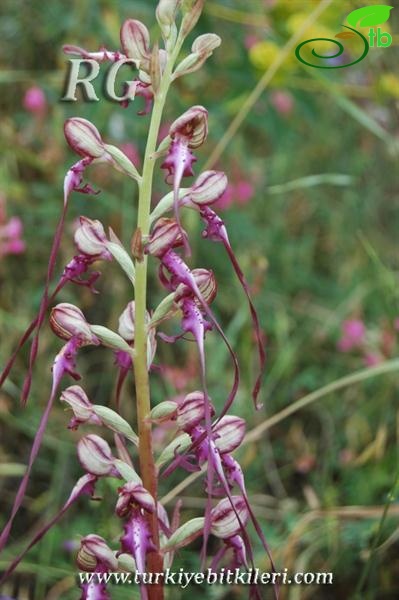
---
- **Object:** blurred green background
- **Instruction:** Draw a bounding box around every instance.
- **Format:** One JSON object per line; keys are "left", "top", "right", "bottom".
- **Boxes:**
{"left": 1, "top": 0, "right": 399, "bottom": 598}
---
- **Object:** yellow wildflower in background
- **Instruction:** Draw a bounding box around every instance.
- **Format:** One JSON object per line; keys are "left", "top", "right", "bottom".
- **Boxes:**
{"left": 378, "top": 73, "right": 399, "bottom": 99}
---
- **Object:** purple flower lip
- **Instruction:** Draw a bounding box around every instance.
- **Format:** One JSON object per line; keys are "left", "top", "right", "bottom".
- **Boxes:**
{"left": 200, "top": 206, "right": 266, "bottom": 408}
{"left": 160, "top": 107, "right": 209, "bottom": 256}
{"left": 119, "top": 513, "right": 157, "bottom": 578}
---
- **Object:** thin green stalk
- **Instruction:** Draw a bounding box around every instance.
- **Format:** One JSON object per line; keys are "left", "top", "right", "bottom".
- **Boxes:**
{"left": 353, "top": 472, "right": 399, "bottom": 599}
{"left": 132, "top": 35, "right": 183, "bottom": 599}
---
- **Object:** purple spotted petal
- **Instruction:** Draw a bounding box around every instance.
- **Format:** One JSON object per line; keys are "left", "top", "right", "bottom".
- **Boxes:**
{"left": 80, "top": 575, "right": 111, "bottom": 600}
{"left": 119, "top": 512, "right": 156, "bottom": 599}
{"left": 161, "top": 138, "right": 197, "bottom": 256}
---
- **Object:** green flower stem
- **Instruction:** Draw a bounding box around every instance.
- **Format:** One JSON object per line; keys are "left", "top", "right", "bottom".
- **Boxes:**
{"left": 133, "top": 36, "right": 183, "bottom": 597}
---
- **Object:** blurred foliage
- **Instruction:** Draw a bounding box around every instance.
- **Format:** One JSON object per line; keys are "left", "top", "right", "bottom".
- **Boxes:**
{"left": 1, "top": 0, "right": 399, "bottom": 599}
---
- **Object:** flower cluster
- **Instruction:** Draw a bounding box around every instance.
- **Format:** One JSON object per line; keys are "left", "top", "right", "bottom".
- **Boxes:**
{"left": 0, "top": 3, "right": 273, "bottom": 599}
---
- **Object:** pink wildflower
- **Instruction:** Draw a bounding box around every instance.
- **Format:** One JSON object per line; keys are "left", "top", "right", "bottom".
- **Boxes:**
{"left": 364, "top": 353, "right": 382, "bottom": 367}
{"left": 270, "top": 90, "right": 294, "bottom": 116}
{"left": 337, "top": 319, "right": 366, "bottom": 352}
{"left": 23, "top": 86, "right": 47, "bottom": 115}
{"left": 0, "top": 216, "right": 25, "bottom": 257}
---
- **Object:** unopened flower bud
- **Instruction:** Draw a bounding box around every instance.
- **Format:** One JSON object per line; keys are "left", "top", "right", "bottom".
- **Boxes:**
{"left": 147, "top": 326, "right": 157, "bottom": 369}
{"left": 60, "top": 385, "right": 101, "bottom": 429}
{"left": 89, "top": 325, "right": 133, "bottom": 353}
{"left": 162, "top": 517, "right": 205, "bottom": 551}
{"left": 149, "top": 43, "right": 162, "bottom": 94}
{"left": 113, "top": 459, "right": 142, "bottom": 485}
{"left": 116, "top": 481, "right": 155, "bottom": 517}
{"left": 156, "top": 0, "right": 180, "bottom": 25}
{"left": 64, "top": 118, "right": 105, "bottom": 159}
{"left": 169, "top": 106, "right": 208, "bottom": 148}
{"left": 156, "top": 433, "right": 191, "bottom": 468}
{"left": 176, "top": 391, "right": 214, "bottom": 432}
{"left": 92, "top": 405, "right": 138, "bottom": 445}
{"left": 120, "top": 19, "right": 151, "bottom": 71}
{"left": 117, "top": 302, "right": 155, "bottom": 368}
{"left": 181, "top": 0, "right": 205, "bottom": 37}
{"left": 174, "top": 34, "right": 220, "bottom": 78}
{"left": 77, "top": 434, "right": 118, "bottom": 477}
{"left": 106, "top": 237, "right": 135, "bottom": 285}
{"left": 103, "top": 144, "right": 141, "bottom": 182}
{"left": 156, "top": 0, "right": 180, "bottom": 40}
{"left": 173, "top": 53, "right": 202, "bottom": 78}
{"left": 74, "top": 217, "right": 111, "bottom": 259}
{"left": 210, "top": 496, "right": 248, "bottom": 539}
{"left": 213, "top": 415, "right": 246, "bottom": 454}
{"left": 192, "top": 33, "right": 221, "bottom": 55}
{"left": 150, "top": 293, "right": 177, "bottom": 327}
{"left": 117, "top": 553, "right": 136, "bottom": 572}
{"left": 118, "top": 301, "right": 136, "bottom": 342}
{"left": 50, "top": 303, "right": 99, "bottom": 345}
{"left": 145, "top": 218, "right": 184, "bottom": 258}
{"left": 187, "top": 171, "right": 228, "bottom": 206}
{"left": 77, "top": 534, "right": 118, "bottom": 572}
{"left": 149, "top": 400, "right": 178, "bottom": 423}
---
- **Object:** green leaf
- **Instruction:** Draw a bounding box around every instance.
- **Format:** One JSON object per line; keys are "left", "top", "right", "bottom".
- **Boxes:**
{"left": 346, "top": 5, "right": 393, "bottom": 28}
